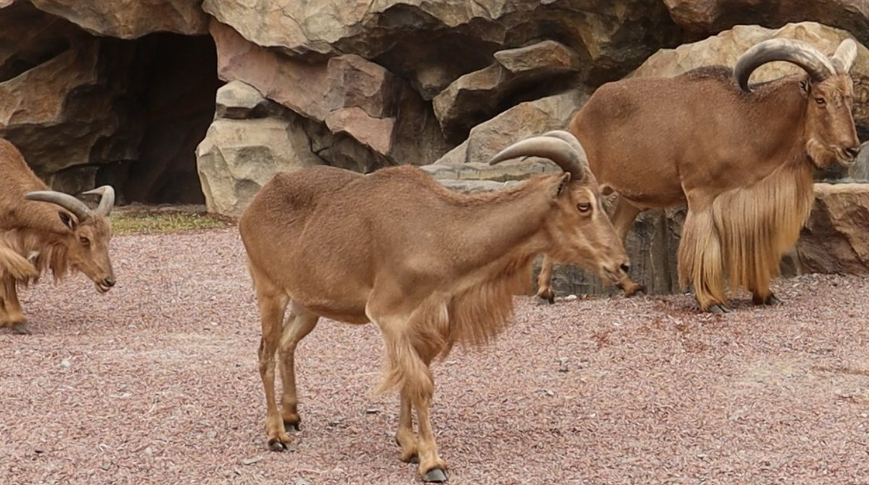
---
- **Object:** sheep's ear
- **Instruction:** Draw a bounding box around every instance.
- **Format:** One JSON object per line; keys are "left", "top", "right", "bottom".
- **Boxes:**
{"left": 552, "top": 172, "right": 571, "bottom": 198}
{"left": 58, "top": 211, "right": 76, "bottom": 231}
{"left": 799, "top": 78, "right": 811, "bottom": 98}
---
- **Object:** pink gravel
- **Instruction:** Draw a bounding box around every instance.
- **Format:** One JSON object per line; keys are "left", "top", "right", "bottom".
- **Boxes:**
{"left": 2, "top": 227, "right": 869, "bottom": 485}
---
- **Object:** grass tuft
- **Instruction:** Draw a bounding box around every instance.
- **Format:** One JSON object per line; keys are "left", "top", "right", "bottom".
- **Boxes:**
{"left": 110, "top": 211, "right": 232, "bottom": 235}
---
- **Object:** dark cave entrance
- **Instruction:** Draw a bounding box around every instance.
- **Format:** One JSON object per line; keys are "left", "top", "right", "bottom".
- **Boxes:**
{"left": 95, "top": 33, "right": 221, "bottom": 205}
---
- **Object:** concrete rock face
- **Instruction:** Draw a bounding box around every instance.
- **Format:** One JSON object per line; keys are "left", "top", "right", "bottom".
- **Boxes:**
{"left": 0, "top": 1, "right": 218, "bottom": 202}
{"left": 2, "top": 0, "right": 869, "bottom": 288}
{"left": 664, "top": 0, "right": 869, "bottom": 45}
{"left": 29, "top": 0, "right": 208, "bottom": 38}
{"left": 196, "top": 83, "right": 324, "bottom": 216}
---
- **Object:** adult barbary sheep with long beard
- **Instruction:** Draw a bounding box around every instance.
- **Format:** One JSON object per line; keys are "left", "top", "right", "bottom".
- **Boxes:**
{"left": 0, "top": 138, "right": 117, "bottom": 334}
{"left": 522, "top": 37, "right": 863, "bottom": 312}
{"left": 239, "top": 131, "right": 631, "bottom": 482}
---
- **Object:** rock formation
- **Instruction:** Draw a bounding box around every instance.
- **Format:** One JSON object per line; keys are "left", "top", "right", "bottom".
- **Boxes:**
{"left": 1, "top": 1, "right": 869, "bottom": 292}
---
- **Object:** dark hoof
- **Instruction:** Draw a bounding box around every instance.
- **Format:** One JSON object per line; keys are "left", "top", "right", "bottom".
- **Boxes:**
{"left": 423, "top": 468, "right": 448, "bottom": 483}
{"left": 535, "top": 296, "right": 554, "bottom": 306}
{"left": 707, "top": 304, "right": 730, "bottom": 314}
{"left": 536, "top": 288, "right": 555, "bottom": 305}
{"left": 764, "top": 295, "right": 782, "bottom": 306}
{"left": 268, "top": 439, "right": 288, "bottom": 452}
{"left": 11, "top": 322, "right": 31, "bottom": 335}
{"left": 284, "top": 422, "right": 300, "bottom": 432}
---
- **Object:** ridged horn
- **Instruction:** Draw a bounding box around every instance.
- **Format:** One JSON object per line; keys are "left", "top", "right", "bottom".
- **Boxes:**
{"left": 24, "top": 191, "right": 92, "bottom": 223}
{"left": 489, "top": 132, "right": 589, "bottom": 181}
{"left": 831, "top": 38, "right": 858, "bottom": 73}
{"left": 538, "top": 130, "right": 590, "bottom": 163}
{"left": 83, "top": 185, "right": 115, "bottom": 216}
{"left": 734, "top": 38, "right": 837, "bottom": 92}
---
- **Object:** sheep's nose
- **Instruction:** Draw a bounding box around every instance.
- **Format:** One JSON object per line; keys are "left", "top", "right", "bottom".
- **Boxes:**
{"left": 620, "top": 263, "right": 631, "bottom": 273}
{"left": 845, "top": 146, "right": 861, "bottom": 158}
{"left": 103, "top": 278, "right": 116, "bottom": 287}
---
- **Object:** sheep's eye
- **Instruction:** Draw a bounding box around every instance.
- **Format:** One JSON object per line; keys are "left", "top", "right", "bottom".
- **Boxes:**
{"left": 577, "top": 203, "right": 591, "bottom": 213}
{"left": 815, "top": 97, "right": 826, "bottom": 106}
{"left": 80, "top": 236, "right": 90, "bottom": 246}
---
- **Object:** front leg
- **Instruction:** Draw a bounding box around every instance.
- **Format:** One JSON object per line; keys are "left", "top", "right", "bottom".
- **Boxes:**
{"left": 536, "top": 255, "right": 556, "bottom": 304}
{"left": 1, "top": 277, "right": 30, "bottom": 334}
{"left": 751, "top": 289, "right": 782, "bottom": 306}
{"left": 395, "top": 391, "right": 418, "bottom": 463}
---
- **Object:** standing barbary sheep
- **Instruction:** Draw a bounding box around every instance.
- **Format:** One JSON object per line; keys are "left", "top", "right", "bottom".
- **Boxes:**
{"left": 238, "top": 131, "right": 631, "bottom": 482}
{"left": 521, "top": 38, "right": 862, "bottom": 312}
{"left": 0, "top": 138, "right": 117, "bottom": 334}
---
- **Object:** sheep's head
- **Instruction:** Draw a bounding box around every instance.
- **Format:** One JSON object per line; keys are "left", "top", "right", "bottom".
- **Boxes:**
{"left": 25, "top": 186, "right": 116, "bottom": 293}
{"left": 735, "top": 38, "right": 861, "bottom": 169}
{"left": 489, "top": 131, "right": 631, "bottom": 286}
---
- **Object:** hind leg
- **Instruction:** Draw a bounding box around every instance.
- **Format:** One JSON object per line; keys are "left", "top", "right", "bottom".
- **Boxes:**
{"left": 277, "top": 302, "right": 319, "bottom": 432}
{"left": 250, "top": 264, "right": 292, "bottom": 451}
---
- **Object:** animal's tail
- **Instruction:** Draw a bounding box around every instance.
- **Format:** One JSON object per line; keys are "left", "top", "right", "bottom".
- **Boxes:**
{"left": 0, "top": 245, "right": 39, "bottom": 281}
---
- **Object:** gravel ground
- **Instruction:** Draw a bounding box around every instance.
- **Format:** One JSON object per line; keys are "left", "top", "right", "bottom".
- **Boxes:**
{"left": 2, "top": 228, "right": 869, "bottom": 485}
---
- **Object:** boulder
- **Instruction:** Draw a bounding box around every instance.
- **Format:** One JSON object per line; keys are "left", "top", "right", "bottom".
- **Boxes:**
{"left": 433, "top": 40, "right": 583, "bottom": 142}
{"left": 797, "top": 183, "right": 869, "bottom": 275}
{"left": 628, "top": 22, "right": 869, "bottom": 138}
{"left": 663, "top": 0, "right": 869, "bottom": 46}
{"left": 435, "top": 90, "right": 587, "bottom": 166}
{"left": 210, "top": 19, "right": 449, "bottom": 167}
{"left": 203, "top": 0, "right": 682, "bottom": 96}
{"left": 29, "top": 0, "right": 208, "bottom": 38}
{"left": 196, "top": 82, "right": 324, "bottom": 216}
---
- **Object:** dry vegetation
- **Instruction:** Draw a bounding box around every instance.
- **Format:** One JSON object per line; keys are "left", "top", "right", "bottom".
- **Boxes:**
{"left": 1, "top": 224, "right": 869, "bottom": 485}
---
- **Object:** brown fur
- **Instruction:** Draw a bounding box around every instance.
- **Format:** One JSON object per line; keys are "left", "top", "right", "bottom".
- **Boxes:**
{"left": 239, "top": 159, "right": 629, "bottom": 478}
{"left": 536, "top": 41, "right": 861, "bottom": 311}
{"left": 0, "top": 138, "right": 116, "bottom": 333}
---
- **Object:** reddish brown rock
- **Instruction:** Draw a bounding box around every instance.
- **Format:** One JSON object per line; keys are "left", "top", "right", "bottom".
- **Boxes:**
{"left": 433, "top": 40, "right": 583, "bottom": 141}
{"left": 210, "top": 19, "right": 448, "bottom": 164}
{"left": 29, "top": 0, "right": 207, "bottom": 38}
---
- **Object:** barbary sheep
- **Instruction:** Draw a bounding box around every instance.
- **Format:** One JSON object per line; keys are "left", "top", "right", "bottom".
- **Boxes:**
{"left": 521, "top": 38, "right": 862, "bottom": 312}
{"left": 0, "top": 138, "right": 116, "bottom": 334}
{"left": 239, "top": 131, "right": 630, "bottom": 482}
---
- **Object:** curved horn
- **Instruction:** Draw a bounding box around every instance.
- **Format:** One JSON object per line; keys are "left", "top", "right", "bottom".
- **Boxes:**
{"left": 489, "top": 135, "right": 588, "bottom": 180}
{"left": 831, "top": 38, "right": 858, "bottom": 73}
{"left": 24, "top": 191, "right": 92, "bottom": 222}
{"left": 734, "top": 38, "right": 836, "bottom": 92}
{"left": 538, "top": 130, "right": 590, "bottom": 162}
{"left": 82, "top": 185, "right": 115, "bottom": 216}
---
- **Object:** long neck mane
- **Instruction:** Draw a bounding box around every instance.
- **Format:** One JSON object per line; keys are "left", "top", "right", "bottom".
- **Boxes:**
{"left": 408, "top": 175, "right": 559, "bottom": 356}
{"left": 429, "top": 176, "right": 556, "bottom": 273}
{"left": 4, "top": 228, "right": 71, "bottom": 284}
{"left": 711, "top": 158, "right": 815, "bottom": 292}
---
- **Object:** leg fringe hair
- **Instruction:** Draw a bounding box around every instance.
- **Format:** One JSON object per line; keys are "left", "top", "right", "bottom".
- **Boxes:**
{"left": 678, "top": 162, "right": 814, "bottom": 305}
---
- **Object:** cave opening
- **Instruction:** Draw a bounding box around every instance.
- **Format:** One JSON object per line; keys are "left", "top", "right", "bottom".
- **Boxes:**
{"left": 95, "top": 33, "right": 221, "bottom": 205}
